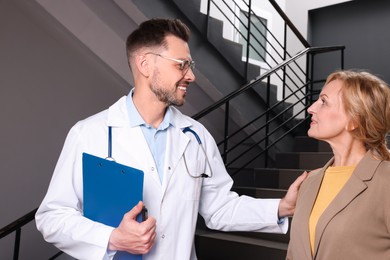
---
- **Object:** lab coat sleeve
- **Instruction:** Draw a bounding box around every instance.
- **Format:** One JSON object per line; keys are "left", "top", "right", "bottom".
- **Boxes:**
{"left": 198, "top": 129, "right": 288, "bottom": 234}
{"left": 35, "top": 122, "right": 115, "bottom": 260}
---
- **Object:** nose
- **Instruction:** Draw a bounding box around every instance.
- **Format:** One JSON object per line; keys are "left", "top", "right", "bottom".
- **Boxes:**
{"left": 307, "top": 100, "right": 318, "bottom": 115}
{"left": 184, "top": 67, "right": 196, "bottom": 82}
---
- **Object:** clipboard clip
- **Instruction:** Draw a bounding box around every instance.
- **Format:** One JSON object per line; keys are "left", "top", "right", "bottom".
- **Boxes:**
{"left": 107, "top": 126, "right": 116, "bottom": 162}
{"left": 105, "top": 156, "right": 116, "bottom": 162}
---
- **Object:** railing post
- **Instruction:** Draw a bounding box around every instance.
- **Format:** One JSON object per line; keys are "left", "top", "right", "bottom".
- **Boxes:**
{"left": 305, "top": 53, "right": 310, "bottom": 119}
{"left": 265, "top": 76, "right": 271, "bottom": 167}
{"left": 245, "top": 0, "right": 252, "bottom": 80}
{"left": 222, "top": 101, "right": 230, "bottom": 164}
{"left": 310, "top": 52, "right": 315, "bottom": 104}
{"left": 13, "top": 228, "right": 21, "bottom": 260}
{"left": 282, "top": 22, "right": 287, "bottom": 99}
{"left": 206, "top": 0, "right": 211, "bottom": 38}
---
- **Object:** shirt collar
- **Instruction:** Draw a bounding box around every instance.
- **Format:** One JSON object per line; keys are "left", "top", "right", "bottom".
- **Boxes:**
{"left": 126, "top": 88, "right": 173, "bottom": 130}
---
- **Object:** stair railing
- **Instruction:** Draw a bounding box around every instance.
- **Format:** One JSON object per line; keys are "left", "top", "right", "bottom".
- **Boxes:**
{"left": 0, "top": 209, "right": 36, "bottom": 260}
{"left": 192, "top": 45, "right": 344, "bottom": 172}
{"left": 171, "top": 0, "right": 345, "bottom": 171}
{"left": 0, "top": 208, "right": 63, "bottom": 259}
{"left": 203, "top": 0, "right": 309, "bottom": 94}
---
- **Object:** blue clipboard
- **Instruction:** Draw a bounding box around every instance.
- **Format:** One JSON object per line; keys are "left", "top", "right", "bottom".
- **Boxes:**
{"left": 82, "top": 152, "right": 144, "bottom": 260}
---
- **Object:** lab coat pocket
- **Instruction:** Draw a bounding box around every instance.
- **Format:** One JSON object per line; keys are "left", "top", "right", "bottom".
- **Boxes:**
{"left": 182, "top": 149, "right": 205, "bottom": 200}
{"left": 183, "top": 138, "right": 208, "bottom": 177}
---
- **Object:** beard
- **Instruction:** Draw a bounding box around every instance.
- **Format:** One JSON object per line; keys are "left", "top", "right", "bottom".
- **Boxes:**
{"left": 150, "top": 70, "right": 186, "bottom": 107}
{"left": 150, "top": 85, "right": 184, "bottom": 107}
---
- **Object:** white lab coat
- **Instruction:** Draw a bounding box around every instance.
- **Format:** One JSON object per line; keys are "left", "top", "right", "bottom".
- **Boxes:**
{"left": 36, "top": 96, "right": 287, "bottom": 260}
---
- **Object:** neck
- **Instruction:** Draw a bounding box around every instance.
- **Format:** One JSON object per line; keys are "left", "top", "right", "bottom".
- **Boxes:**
{"left": 132, "top": 89, "right": 167, "bottom": 128}
{"left": 330, "top": 140, "right": 366, "bottom": 166}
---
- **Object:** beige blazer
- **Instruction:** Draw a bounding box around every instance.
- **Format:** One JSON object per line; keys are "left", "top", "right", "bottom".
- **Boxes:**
{"left": 286, "top": 151, "right": 390, "bottom": 260}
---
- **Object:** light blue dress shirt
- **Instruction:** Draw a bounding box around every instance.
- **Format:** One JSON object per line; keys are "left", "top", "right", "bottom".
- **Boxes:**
{"left": 126, "top": 90, "right": 172, "bottom": 183}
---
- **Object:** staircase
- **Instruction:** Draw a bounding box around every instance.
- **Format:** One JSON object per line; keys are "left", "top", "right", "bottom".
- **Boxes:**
{"left": 195, "top": 135, "right": 332, "bottom": 260}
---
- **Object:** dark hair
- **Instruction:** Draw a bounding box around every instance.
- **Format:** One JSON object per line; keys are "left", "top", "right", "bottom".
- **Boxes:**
{"left": 126, "top": 18, "right": 190, "bottom": 60}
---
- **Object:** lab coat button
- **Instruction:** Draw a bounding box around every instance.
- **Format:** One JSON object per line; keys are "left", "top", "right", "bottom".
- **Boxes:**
{"left": 151, "top": 167, "right": 155, "bottom": 171}
{"left": 161, "top": 234, "right": 165, "bottom": 239}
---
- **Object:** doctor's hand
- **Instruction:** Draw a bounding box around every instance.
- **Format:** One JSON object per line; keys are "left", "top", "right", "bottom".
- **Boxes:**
{"left": 108, "top": 201, "right": 156, "bottom": 254}
{"left": 278, "top": 171, "right": 309, "bottom": 218}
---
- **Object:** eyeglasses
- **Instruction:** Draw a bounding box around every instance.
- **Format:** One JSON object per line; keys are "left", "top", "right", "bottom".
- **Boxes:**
{"left": 145, "top": 52, "right": 195, "bottom": 73}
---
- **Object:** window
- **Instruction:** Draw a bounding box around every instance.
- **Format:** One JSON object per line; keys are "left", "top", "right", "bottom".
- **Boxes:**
{"left": 239, "top": 11, "right": 267, "bottom": 63}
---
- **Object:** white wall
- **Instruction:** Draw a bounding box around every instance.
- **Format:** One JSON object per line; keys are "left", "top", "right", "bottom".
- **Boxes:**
{"left": 285, "top": 0, "right": 353, "bottom": 40}
{"left": 200, "top": 0, "right": 286, "bottom": 71}
{"left": 0, "top": 0, "right": 130, "bottom": 258}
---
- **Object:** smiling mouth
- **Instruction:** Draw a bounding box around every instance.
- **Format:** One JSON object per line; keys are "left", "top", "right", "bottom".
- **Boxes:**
{"left": 177, "top": 82, "right": 188, "bottom": 93}
{"left": 178, "top": 86, "right": 187, "bottom": 91}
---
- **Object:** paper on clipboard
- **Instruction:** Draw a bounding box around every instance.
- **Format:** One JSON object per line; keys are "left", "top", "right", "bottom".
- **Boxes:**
{"left": 82, "top": 152, "right": 144, "bottom": 260}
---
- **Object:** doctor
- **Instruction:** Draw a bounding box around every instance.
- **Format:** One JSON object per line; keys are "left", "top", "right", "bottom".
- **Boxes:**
{"left": 36, "top": 18, "right": 307, "bottom": 260}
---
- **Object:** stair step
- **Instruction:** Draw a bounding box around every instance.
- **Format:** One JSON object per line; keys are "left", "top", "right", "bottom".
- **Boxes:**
{"left": 276, "top": 152, "right": 332, "bottom": 169}
{"left": 195, "top": 229, "right": 287, "bottom": 260}
{"left": 232, "top": 187, "right": 287, "bottom": 199}
{"left": 294, "top": 136, "right": 332, "bottom": 152}
{"left": 232, "top": 168, "right": 304, "bottom": 189}
{"left": 278, "top": 169, "right": 305, "bottom": 189}
{"left": 196, "top": 216, "right": 291, "bottom": 244}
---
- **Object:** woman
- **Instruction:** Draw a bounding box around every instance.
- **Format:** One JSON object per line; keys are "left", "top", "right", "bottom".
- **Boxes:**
{"left": 287, "top": 70, "right": 390, "bottom": 259}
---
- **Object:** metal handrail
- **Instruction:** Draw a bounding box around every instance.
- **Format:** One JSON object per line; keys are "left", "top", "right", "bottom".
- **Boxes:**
{"left": 193, "top": 45, "right": 344, "bottom": 167}
{"left": 0, "top": 207, "right": 63, "bottom": 259}
{"left": 268, "top": 0, "right": 310, "bottom": 48}
{"left": 0, "top": 209, "right": 37, "bottom": 240}
{"left": 204, "top": 0, "right": 310, "bottom": 82}
{"left": 193, "top": 46, "right": 344, "bottom": 120}
{"left": 0, "top": 209, "right": 37, "bottom": 260}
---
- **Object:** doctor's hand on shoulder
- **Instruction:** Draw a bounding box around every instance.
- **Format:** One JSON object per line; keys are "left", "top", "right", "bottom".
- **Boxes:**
{"left": 108, "top": 201, "right": 157, "bottom": 254}
{"left": 278, "top": 171, "right": 309, "bottom": 218}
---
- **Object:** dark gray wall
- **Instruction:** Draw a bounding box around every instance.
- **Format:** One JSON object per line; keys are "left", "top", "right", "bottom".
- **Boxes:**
{"left": 308, "top": 0, "right": 390, "bottom": 87}
{"left": 0, "top": 0, "right": 129, "bottom": 258}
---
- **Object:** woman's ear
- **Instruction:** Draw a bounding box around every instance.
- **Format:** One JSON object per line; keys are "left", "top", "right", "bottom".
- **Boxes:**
{"left": 346, "top": 120, "right": 357, "bottom": 131}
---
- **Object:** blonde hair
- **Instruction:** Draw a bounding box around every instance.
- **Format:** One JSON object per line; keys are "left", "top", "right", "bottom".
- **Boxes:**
{"left": 325, "top": 70, "right": 390, "bottom": 160}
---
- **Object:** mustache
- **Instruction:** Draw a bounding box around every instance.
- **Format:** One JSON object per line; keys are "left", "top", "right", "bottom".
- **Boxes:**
{"left": 176, "top": 80, "right": 190, "bottom": 87}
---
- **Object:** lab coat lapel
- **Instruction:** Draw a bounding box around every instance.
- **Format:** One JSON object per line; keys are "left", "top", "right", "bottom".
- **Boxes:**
{"left": 313, "top": 152, "right": 378, "bottom": 258}
{"left": 161, "top": 126, "right": 189, "bottom": 195}
{"left": 106, "top": 96, "right": 162, "bottom": 186}
{"left": 128, "top": 127, "right": 162, "bottom": 185}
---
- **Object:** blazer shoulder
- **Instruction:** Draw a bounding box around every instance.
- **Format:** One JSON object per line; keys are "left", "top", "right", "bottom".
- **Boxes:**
{"left": 379, "top": 159, "right": 390, "bottom": 168}
{"left": 307, "top": 167, "right": 323, "bottom": 179}
{"left": 376, "top": 160, "right": 390, "bottom": 179}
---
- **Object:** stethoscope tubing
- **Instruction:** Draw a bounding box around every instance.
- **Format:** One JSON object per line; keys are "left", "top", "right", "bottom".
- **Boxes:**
{"left": 106, "top": 126, "right": 212, "bottom": 178}
{"left": 182, "top": 127, "right": 212, "bottom": 178}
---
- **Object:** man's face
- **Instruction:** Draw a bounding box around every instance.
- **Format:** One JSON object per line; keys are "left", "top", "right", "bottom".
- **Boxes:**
{"left": 148, "top": 35, "right": 195, "bottom": 107}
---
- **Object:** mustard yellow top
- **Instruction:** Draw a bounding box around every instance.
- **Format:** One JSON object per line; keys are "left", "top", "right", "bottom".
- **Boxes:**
{"left": 309, "top": 166, "right": 355, "bottom": 254}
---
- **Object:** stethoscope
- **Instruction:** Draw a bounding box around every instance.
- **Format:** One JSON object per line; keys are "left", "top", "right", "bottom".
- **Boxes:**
{"left": 182, "top": 127, "right": 213, "bottom": 178}
{"left": 106, "top": 126, "right": 212, "bottom": 178}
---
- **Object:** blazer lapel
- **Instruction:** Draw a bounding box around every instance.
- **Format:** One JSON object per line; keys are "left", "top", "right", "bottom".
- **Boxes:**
{"left": 313, "top": 152, "right": 379, "bottom": 258}
{"left": 298, "top": 161, "right": 332, "bottom": 259}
